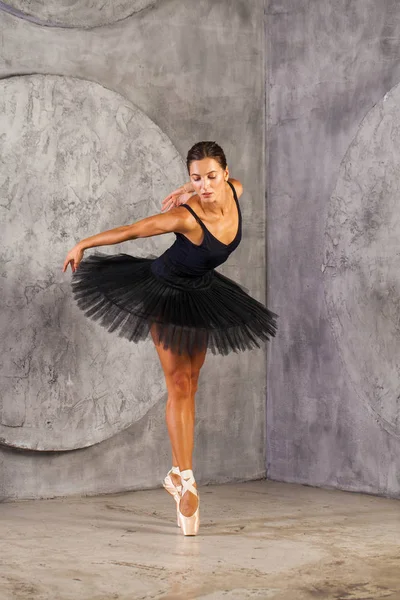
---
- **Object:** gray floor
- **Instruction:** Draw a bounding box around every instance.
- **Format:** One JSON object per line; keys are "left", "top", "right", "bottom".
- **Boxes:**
{"left": 0, "top": 480, "right": 399, "bottom": 600}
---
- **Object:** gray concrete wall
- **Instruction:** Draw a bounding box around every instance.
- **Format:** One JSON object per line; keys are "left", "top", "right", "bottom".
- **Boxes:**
{"left": 0, "top": 0, "right": 268, "bottom": 499}
{"left": 266, "top": 0, "right": 400, "bottom": 498}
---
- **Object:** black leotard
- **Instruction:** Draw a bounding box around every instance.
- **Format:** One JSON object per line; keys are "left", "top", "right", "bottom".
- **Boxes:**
{"left": 151, "top": 180, "right": 241, "bottom": 289}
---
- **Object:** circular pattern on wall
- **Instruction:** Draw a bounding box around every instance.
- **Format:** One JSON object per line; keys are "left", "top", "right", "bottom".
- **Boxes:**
{"left": 324, "top": 82, "right": 400, "bottom": 438}
{"left": 0, "top": 0, "right": 157, "bottom": 28}
{"left": 0, "top": 74, "right": 186, "bottom": 451}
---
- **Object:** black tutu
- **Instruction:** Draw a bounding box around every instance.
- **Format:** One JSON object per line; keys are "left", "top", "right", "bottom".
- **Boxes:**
{"left": 71, "top": 252, "right": 278, "bottom": 356}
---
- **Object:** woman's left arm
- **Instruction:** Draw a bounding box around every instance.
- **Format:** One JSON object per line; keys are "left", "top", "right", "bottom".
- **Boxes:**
{"left": 161, "top": 177, "right": 243, "bottom": 212}
{"left": 161, "top": 183, "right": 195, "bottom": 213}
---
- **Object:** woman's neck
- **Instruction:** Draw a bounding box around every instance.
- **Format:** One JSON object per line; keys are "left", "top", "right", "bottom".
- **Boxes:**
{"left": 199, "top": 183, "right": 231, "bottom": 217}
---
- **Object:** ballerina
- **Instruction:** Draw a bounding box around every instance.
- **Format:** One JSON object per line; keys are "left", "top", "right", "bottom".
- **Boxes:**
{"left": 63, "top": 141, "right": 278, "bottom": 535}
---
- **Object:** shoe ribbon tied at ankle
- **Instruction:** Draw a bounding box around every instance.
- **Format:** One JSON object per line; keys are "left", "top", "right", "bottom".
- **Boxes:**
{"left": 180, "top": 469, "right": 197, "bottom": 497}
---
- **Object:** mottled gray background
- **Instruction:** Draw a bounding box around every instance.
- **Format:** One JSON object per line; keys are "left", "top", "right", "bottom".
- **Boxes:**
{"left": 2, "top": 0, "right": 398, "bottom": 502}
{"left": 0, "top": 0, "right": 157, "bottom": 27}
{"left": 0, "top": 74, "right": 184, "bottom": 451}
{"left": 0, "top": 0, "right": 267, "bottom": 498}
{"left": 267, "top": 0, "right": 400, "bottom": 498}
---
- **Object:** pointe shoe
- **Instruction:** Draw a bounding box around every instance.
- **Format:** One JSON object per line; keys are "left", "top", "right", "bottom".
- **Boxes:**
{"left": 163, "top": 466, "right": 182, "bottom": 526}
{"left": 177, "top": 469, "right": 200, "bottom": 536}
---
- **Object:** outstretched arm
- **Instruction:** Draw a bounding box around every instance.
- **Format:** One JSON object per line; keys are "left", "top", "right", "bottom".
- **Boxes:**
{"left": 62, "top": 207, "right": 193, "bottom": 273}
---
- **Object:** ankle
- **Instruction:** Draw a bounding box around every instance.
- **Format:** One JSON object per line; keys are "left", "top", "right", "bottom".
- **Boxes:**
{"left": 171, "top": 472, "right": 181, "bottom": 486}
{"left": 180, "top": 468, "right": 194, "bottom": 479}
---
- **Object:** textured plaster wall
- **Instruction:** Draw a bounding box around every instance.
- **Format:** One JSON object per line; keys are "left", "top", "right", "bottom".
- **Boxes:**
{"left": 0, "top": 0, "right": 267, "bottom": 499}
{"left": 266, "top": 0, "right": 400, "bottom": 498}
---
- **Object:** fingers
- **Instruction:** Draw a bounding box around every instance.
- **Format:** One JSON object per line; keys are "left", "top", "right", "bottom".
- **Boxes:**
{"left": 161, "top": 200, "right": 174, "bottom": 212}
{"left": 161, "top": 187, "right": 185, "bottom": 209}
{"left": 161, "top": 200, "right": 171, "bottom": 211}
{"left": 161, "top": 196, "right": 170, "bottom": 208}
{"left": 162, "top": 195, "right": 180, "bottom": 212}
{"left": 161, "top": 194, "right": 175, "bottom": 209}
{"left": 62, "top": 257, "right": 71, "bottom": 272}
{"left": 161, "top": 191, "right": 189, "bottom": 212}
{"left": 62, "top": 256, "right": 78, "bottom": 273}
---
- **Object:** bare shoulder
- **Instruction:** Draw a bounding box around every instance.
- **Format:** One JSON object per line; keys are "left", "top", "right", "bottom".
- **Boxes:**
{"left": 127, "top": 204, "right": 197, "bottom": 239}
{"left": 228, "top": 178, "right": 244, "bottom": 198}
{"left": 158, "top": 205, "right": 198, "bottom": 234}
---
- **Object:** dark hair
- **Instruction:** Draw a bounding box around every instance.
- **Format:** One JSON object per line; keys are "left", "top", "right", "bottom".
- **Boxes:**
{"left": 186, "top": 141, "right": 227, "bottom": 173}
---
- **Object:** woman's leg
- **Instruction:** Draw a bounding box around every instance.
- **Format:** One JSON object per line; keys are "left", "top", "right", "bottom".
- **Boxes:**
{"left": 169, "top": 344, "right": 205, "bottom": 489}
{"left": 151, "top": 325, "right": 206, "bottom": 517}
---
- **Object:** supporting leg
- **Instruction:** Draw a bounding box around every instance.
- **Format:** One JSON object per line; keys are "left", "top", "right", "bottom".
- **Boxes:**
{"left": 151, "top": 326, "right": 206, "bottom": 518}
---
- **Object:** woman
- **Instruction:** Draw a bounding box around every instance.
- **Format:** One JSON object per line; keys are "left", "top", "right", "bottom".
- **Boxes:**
{"left": 62, "top": 141, "right": 278, "bottom": 536}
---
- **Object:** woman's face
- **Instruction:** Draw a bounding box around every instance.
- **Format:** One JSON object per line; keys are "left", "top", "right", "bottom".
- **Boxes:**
{"left": 189, "top": 158, "right": 228, "bottom": 201}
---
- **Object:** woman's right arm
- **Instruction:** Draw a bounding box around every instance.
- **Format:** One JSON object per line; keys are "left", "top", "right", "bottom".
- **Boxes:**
{"left": 62, "top": 208, "right": 192, "bottom": 273}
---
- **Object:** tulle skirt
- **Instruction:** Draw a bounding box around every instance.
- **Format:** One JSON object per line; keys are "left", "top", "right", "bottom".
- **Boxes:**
{"left": 71, "top": 252, "right": 278, "bottom": 356}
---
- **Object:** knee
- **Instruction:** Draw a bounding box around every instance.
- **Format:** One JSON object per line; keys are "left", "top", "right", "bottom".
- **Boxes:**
{"left": 190, "top": 370, "right": 200, "bottom": 394}
{"left": 167, "top": 370, "right": 191, "bottom": 398}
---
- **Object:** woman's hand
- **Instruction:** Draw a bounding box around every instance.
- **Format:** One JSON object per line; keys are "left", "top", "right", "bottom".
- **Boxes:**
{"left": 62, "top": 244, "right": 85, "bottom": 273}
{"left": 161, "top": 183, "right": 195, "bottom": 212}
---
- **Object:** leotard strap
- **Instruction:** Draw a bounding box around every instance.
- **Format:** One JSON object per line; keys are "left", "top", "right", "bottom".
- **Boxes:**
{"left": 181, "top": 204, "right": 207, "bottom": 231}
{"left": 181, "top": 181, "right": 240, "bottom": 241}
{"left": 227, "top": 179, "right": 239, "bottom": 204}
